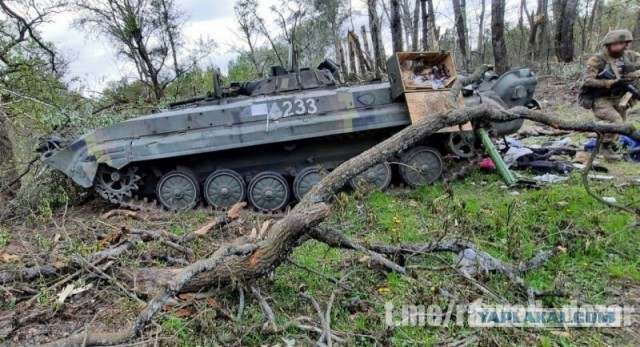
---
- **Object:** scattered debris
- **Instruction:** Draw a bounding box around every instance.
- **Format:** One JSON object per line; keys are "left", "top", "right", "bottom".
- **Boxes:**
{"left": 56, "top": 283, "right": 94, "bottom": 305}
{"left": 532, "top": 174, "right": 569, "bottom": 183}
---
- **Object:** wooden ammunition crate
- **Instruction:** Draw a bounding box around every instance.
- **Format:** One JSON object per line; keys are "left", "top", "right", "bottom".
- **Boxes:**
{"left": 387, "top": 52, "right": 469, "bottom": 131}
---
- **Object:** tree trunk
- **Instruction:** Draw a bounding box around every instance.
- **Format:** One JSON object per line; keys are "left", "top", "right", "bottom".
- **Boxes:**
{"left": 491, "top": 0, "right": 508, "bottom": 74}
{"left": 348, "top": 35, "right": 357, "bottom": 74}
{"left": 159, "top": 0, "right": 180, "bottom": 78}
{"left": 367, "top": 0, "right": 386, "bottom": 71}
{"left": 420, "top": 0, "right": 429, "bottom": 50}
{"left": 477, "top": 0, "right": 486, "bottom": 64}
{"left": 554, "top": 0, "right": 578, "bottom": 62}
{"left": 400, "top": 0, "right": 413, "bottom": 50}
{"left": 361, "top": 25, "right": 373, "bottom": 63}
{"left": 518, "top": 0, "right": 526, "bottom": 62}
{"left": 390, "top": 0, "right": 404, "bottom": 52}
{"left": 426, "top": 0, "right": 439, "bottom": 50}
{"left": 0, "top": 118, "right": 18, "bottom": 199}
{"left": 452, "top": 0, "right": 469, "bottom": 69}
{"left": 588, "top": 0, "right": 603, "bottom": 52}
{"left": 412, "top": 0, "right": 420, "bottom": 51}
{"left": 633, "top": 6, "right": 640, "bottom": 46}
{"left": 336, "top": 39, "right": 348, "bottom": 79}
{"left": 537, "top": 0, "right": 551, "bottom": 67}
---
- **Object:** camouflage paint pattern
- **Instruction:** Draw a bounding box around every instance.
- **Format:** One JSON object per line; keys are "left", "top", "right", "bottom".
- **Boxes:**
{"left": 42, "top": 67, "right": 537, "bottom": 189}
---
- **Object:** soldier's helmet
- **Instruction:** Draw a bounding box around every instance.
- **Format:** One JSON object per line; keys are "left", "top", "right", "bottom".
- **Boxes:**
{"left": 601, "top": 29, "right": 633, "bottom": 46}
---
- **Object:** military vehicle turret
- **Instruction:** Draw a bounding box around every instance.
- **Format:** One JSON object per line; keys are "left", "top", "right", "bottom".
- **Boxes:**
{"left": 39, "top": 52, "right": 538, "bottom": 211}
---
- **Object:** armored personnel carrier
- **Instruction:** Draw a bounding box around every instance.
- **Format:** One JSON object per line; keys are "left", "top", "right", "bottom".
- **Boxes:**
{"left": 39, "top": 52, "right": 538, "bottom": 211}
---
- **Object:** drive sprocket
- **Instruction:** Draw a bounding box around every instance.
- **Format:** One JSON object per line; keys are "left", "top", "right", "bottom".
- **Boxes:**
{"left": 95, "top": 166, "right": 141, "bottom": 204}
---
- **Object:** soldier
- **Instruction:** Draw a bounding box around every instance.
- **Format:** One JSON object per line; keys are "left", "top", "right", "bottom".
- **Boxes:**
{"left": 579, "top": 29, "right": 640, "bottom": 161}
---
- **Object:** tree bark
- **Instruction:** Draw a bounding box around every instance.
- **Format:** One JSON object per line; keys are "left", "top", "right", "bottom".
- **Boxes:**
{"left": 633, "top": 6, "right": 640, "bottom": 46}
{"left": 452, "top": 0, "right": 469, "bottom": 69}
{"left": 588, "top": 0, "right": 603, "bottom": 52}
{"left": 426, "top": 0, "right": 439, "bottom": 50}
{"left": 0, "top": 117, "right": 18, "bottom": 199}
{"left": 337, "top": 39, "right": 348, "bottom": 79}
{"left": 390, "top": 0, "right": 404, "bottom": 52}
{"left": 554, "top": 0, "right": 578, "bottom": 62}
{"left": 477, "top": 0, "right": 486, "bottom": 64}
{"left": 538, "top": 0, "right": 551, "bottom": 66}
{"left": 491, "top": 0, "right": 508, "bottom": 74}
{"left": 367, "top": 0, "right": 386, "bottom": 71}
{"left": 361, "top": 25, "right": 373, "bottom": 64}
{"left": 412, "top": 0, "right": 420, "bottom": 51}
{"left": 420, "top": 0, "right": 429, "bottom": 50}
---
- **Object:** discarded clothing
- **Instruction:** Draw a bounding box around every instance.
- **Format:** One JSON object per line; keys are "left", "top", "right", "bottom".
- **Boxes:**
{"left": 620, "top": 135, "right": 640, "bottom": 149}
{"left": 511, "top": 147, "right": 577, "bottom": 174}
{"left": 479, "top": 157, "right": 496, "bottom": 170}
{"left": 584, "top": 138, "right": 597, "bottom": 152}
{"left": 503, "top": 147, "right": 533, "bottom": 167}
{"left": 545, "top": 136, "right": 573, "bottom": 148}
{"left": 504, "top": 136, "right": 523, "bottom": 148}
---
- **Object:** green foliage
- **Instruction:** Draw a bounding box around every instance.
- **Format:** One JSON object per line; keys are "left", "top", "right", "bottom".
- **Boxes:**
{"left": 161, "top": 315, "right": 196, "bottom": 346}
{"left": 0, "top": 227, "right": 10, "bottom": 247}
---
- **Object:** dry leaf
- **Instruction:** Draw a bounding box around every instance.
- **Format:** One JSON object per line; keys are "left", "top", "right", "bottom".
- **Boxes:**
{"left": 53, "top": 260, "right": 67, "bottom": 269}
{"left": 178, "top": 293, "right": 195, "bottom": 301}
{"left": 0, "top": 253, "right": 19, "bottom": 263}
{"left": 206, "top": 297, "right": 220, "bottom": 308}
{"left": 377, "top": 287, "right": 391, "bottom": 294}
{"left": 175, "top": 308, "right": 196, "bottom": 318}
{"left": 550, "top": 331, "right": 571, "bottom": 338}
{"left": 249, "top": 227, "right": 257, "bottom": 239}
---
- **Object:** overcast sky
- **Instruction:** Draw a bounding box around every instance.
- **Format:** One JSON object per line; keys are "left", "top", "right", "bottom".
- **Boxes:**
{"left": 38, "top": 0, "right": 523, "bottom": 94}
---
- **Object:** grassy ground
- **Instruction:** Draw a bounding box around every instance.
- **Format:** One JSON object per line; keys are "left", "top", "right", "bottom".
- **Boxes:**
{"left": 103, "top": 169, "right": 638, "bottom": 346}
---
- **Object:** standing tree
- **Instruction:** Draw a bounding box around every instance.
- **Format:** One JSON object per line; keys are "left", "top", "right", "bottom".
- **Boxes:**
{"left": 367, "top": 0, "right": 386, "bottom": 71}
{"left": 476, "top": 0, "right": 486, "bottom": 64}
{"left": 233, "top": 0, "right": 263, "bottom": 76}
{"left": 411, "top": 0, "right": 420, "bottom": 51}
{"left": 420, "top": 0, "right": 429, "bottom": 49}
{"left": 75, "top": 0, "right": 214, "bottom": 103}
{"left": 390, "top": 0, "right": 404, "bottom": 52}
{"left": 425, "top": 0, "right": 439, "bottom": 50}
{"left": 491, "top": 0, "right": 508, "bottom": 73}
{"left": 553, "top": 0, "right": 578, "bottom": 62}
{"left": 452, "top": 0, "right": 469, "bottom": 69}
{"left": 0, "top": 0, "right": 67, "bottom": 196}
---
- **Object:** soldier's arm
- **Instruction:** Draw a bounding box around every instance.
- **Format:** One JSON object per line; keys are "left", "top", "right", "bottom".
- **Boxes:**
{"left": 582, "top": 56, "right": 615, "bottom": 89}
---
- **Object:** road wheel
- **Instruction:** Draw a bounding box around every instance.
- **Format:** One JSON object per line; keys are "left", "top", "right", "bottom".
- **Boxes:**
{"left": 293, "top": 166, "right": 327, "bottom": 201}
{"left": 156, "top": 170, "right": 200, "bottom": 210}
{"left": 248, "top": 171, "right": 290, "bottom": 212}
{"left": 399, "top": 146, "right": 443, "bottom": 187}
{"left": 203, "top": 169, "right": 246, "bottom": 209}
{"left": 349, "top": 162, "right": 392, "bottom": 190}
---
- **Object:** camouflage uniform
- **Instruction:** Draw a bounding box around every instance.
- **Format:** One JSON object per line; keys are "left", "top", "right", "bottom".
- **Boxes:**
{"left": 581, "top": 29, "right": 640, "bottom": 158}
